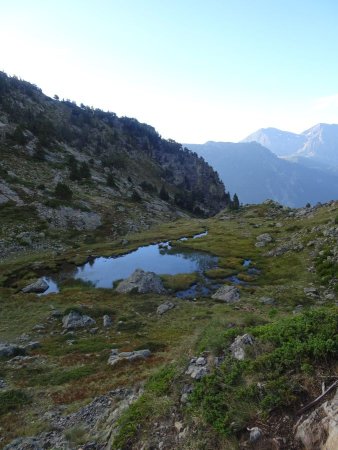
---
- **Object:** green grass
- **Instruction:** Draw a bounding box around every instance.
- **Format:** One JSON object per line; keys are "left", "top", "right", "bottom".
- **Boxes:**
{"left": 0, "top": 390, "right": 31, "bottom": 415}
{"left": 161, "top": 272, "right": 198, "bottom": 290}
{"left": 112, "top": 364, "right": 178, "bottom": 448}
{"left": 1, "top": 201, "right": 338, "bottom": 447}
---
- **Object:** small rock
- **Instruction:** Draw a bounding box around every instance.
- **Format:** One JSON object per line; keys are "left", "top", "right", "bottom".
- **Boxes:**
{"left": 49, "top": 309, "right": 62, "bottom": 319}
{"left": 0, "top": 378, "right": 7, "bottom": 389}
{"left": 212, "top": 285, "right": 240, "bottom": 303}
{"left": 22, "top": 278, "right": 49, "bottom": 294}
{"left": 304, "top": 287, "right": 319, "bottom": 297}
{"left": 175, "top": 421, "right": 184, "bottom": 433}
{"left": 32, "top": 324, "right": 46, "bottom": 331}
{"left": 157, "top": 301, "right": 175, "bottom": 315}
{"left": 255, "top": 233, "right": 273, "bottom": 247}
{"left": 186, "top": 356, "right": 209, "bottom": 380}
{"left": 62, "top": 311, "right": 96, "bottom": 330}
{"left": 293, "top": 304, "right": 303, "bottom": 314}
{"left": 230, "top": 334, "right": 255, "bottom": 360}
{"left": 24, "top": 341, "right": 41, "bottom": 351}
{"left": 249, "top": 427, "right": 262, "bottom": 443}
{"left": 89, "top": 327, "right": 99, "bottom": 334}
{"left": 103, "top": 315, "right": 113, "bottom": 327}
{"left": 195, "top": 357, "right": 207, "bottom": 366}
{"left": 18, "top": 333, "right": 30, "bottom": 342}
{"left": 108, "top": 348, "right": 151, "bottom": 366}
{"left": 260, "top": 296, "right": 276, "bottom": 305}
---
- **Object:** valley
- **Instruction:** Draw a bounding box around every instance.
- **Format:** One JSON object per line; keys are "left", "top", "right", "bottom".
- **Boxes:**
{"left": 1, "top": 200, "right": 337, "bottom": 449}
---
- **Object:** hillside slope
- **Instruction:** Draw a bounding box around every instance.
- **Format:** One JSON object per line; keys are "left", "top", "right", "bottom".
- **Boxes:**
{"left": 0, "top": 72, "right": 228, "bottom": 258}
{"left": 186, "top": 141, "right": 338, "bottom": 207}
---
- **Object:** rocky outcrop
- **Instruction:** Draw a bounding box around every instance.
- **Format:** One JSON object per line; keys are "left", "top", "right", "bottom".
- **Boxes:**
{"left": 22, "top": 278, "right": 49, "bottom": 294}
{"left": 115, "top": 269, "right": 166, "bottom": 294}
{"left": 230, "top": 334, "right": 255, "bottom": 360}
{"left": 212, "top": 285, "right": 240, "bottom": 302}
{"left": 0, "top": 342, "right": 26, "bottom": 357}
{"left": 157, "top": 301, "right": 175, "bottom": 315}
{"left": 36, "top": 204, "right": 102, "bottom": 231}
{"left": 107, "top": 348, "right": 151, "bottom": 366}
{"left": 0, "top": 181, "right": 23, "bottom": 206}
{"left": 295, "top": 388, "right": 338, "bottom": 450}
{"left": 62, "top": 311, "right": 96, "bottom": 329}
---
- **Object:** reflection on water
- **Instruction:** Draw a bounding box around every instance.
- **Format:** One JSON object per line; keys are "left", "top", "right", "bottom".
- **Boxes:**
{"left": 41, "top": 241, "right": 218, "bottom": 295}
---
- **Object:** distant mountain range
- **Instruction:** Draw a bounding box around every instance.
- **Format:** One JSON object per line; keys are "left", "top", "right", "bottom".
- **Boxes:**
{"left": 186, "top": 139, "right": 338, "bottom": 207}
{"left": 242, "top": 123, "right": 338, "bottom": 171}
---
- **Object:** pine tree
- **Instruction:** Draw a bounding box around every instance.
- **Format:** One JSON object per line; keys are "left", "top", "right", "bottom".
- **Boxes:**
{"left": 159, "top": 184, "right": 169, "bottom": 201}
{"left": 232, "top": 193, "right": 240, "bottom": 210}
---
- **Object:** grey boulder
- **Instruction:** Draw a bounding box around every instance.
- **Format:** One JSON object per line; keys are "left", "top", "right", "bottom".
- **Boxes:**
{"left": 230, "top": 334, "right": 255, "bottom": 360}
{"left": 260, "top": 296, "right": 276, "bottom": 305}
{"left": 157, "top": 301, "right": 175, "bottom": 315}
{"left": 255, "top": 233, "right": 273, "bottom": 247}
{"left": 186, "top": 356, "right": 209, "bottom": 380}
{"left": 0, "top": 342, "right": 26, "bottom": 357}
{"left": 22, "top": 278, "right": 49, "bottom": 294}
{"left": 115, "top": 269, "right": 166, "bottom": 294}
{"left": 212, "top": 285, "right": 240, "bottom": 303}
{"left": 62, "top": 311, "right": 96, "bottom": 329}
{"left": 108, "top": 348, "right": 151, "bottom": 366}
{"left": 103, "top": 315, "right": 113, "bottom": 327}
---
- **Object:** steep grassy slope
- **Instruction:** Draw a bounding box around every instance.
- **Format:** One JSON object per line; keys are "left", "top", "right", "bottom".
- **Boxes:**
{"left": 0, "top": 201, "right": 337, "bottom": 449}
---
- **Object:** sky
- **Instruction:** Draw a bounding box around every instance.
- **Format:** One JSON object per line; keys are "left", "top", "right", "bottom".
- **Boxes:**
{"left": 1, "top": 0, "right": 338, "bottom": 143}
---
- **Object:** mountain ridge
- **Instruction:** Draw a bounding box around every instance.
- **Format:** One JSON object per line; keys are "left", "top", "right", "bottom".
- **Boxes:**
{"left": 242, "top": 123, "right": 338, "bottom": 169}
{"left": 0, "top": 72, "right": 228, "bottom": 258}
{"left": 185, "top": 141, "right": 338, "bottom": 207}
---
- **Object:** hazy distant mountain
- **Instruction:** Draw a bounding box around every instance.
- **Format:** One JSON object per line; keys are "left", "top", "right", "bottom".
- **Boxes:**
{"left": 298, "top": 123, "right": 338, "bottom": 165}
{"left": 185, "top": 141, "right": 338, "bottom": 207}
{"left": 241, "top": 127, "right": 307, "bottom": 157}
{"left": 242, "top": 123, "right": 338, "bottom": 171}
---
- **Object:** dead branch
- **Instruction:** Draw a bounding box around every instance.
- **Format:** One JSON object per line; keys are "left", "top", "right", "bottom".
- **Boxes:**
{"left": 297, "top": 379, "right": 338, "bottom": 415}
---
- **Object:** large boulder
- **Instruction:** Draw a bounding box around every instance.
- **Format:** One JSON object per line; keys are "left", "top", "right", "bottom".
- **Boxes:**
{"left": 230, "top": 334, "right": 255, "bottom": 360}
{"left": 22, "top": 278, "right": 49, "bottom": 294}
{"left": 212, "top": 285, "right": 240, "bottom": 303}
{"left": 115, "top": 269, "right": 166, "bottom": 294}
{"left": 62, "top": 311, "right": 96, "bottom": 330}
{"left": 295, "top": 388, "right": 338, "bottom": 450}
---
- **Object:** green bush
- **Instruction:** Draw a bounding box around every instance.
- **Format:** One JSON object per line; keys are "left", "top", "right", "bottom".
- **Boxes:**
{"left": 190, "top": 308, "right": 338, "bottom": 436}
{"left": 54, "top": 182, "right": 72, "bottom": 201}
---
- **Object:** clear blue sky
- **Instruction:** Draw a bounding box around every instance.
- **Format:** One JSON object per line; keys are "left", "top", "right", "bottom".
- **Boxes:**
{"left": 1, "top": 0, "right": 338, "bottom": 142}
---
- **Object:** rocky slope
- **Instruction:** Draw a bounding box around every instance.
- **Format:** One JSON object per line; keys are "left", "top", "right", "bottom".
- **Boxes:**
{"left": 0, "top": 72, "right": 228, "bottom": 259}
